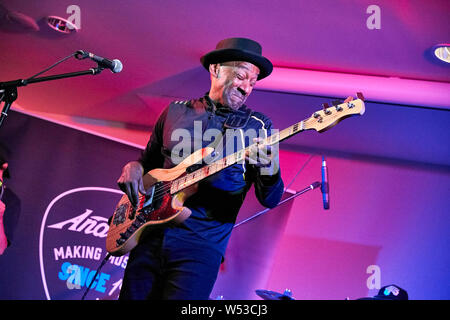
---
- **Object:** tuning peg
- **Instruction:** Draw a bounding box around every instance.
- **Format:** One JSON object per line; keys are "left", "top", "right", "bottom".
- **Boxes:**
{"left": 322, "top": 103, "right": 332, "bottom": 115}
{"left": 331, "top": 100, "right": 344, "bottom": 112}
{"left": 356, "top": 92, "right": 365, "bottom": 101}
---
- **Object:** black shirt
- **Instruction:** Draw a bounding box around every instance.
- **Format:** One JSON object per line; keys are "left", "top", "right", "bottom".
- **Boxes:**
{"left": 138, "top": 96, "right": 284, "bottom": 256}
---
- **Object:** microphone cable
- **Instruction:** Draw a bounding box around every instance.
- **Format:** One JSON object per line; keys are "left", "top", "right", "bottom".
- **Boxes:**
{"left": 81, "top": 252, "right": 112, "bottom": 300}
{"left": 23, "top": 52, "right": 77, "bottom": 84}
{"left": 283, "top": 154, "right": 315, "bottom": 192}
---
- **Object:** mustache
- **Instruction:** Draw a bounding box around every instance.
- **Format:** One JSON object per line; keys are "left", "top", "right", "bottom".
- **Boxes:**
{"left": 236, "top": 87, "right": 246, "bottom": 97}
{"left": 224, "top": 87, "right": 248, "bottom": 108}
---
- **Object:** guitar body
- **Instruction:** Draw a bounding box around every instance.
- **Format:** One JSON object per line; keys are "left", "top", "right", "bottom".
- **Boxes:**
{"left": 106, "top": 147, "right": 213, "bottom": 256}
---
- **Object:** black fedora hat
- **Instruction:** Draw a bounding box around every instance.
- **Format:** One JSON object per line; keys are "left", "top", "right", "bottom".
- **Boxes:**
{"left": 200, "top": 37, "right": 273, "bottom": 80}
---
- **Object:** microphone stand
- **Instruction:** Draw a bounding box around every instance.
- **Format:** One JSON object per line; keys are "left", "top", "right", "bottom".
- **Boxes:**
{"left": 233, "top": 181, "right": 321, "bottom": 229}
{"left": 0, "top": 65, "right": 104, "bottom": 128}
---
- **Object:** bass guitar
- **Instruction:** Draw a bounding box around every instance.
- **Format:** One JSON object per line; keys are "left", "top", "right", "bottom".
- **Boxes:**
{"left": 106, "top": 93, "right": 365, "bottom": 256}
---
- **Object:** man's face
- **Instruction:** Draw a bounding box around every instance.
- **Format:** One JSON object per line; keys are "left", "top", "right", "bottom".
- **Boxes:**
{"left": 211, "top": 61, "right": 260, "bottom": 110}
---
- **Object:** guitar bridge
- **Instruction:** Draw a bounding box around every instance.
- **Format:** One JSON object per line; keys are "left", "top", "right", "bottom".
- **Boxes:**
{"left": 113, "top": 203, "right": 129, "bottom": 226}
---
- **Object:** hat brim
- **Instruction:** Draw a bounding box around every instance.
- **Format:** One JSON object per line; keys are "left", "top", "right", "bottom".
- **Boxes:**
{"left": 200, "top": 48, "right": 273, "bottom": 80}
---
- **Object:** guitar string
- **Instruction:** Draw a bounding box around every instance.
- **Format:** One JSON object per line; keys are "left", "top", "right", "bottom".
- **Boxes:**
{"left": 146, "top": 142, "right": 257, "bottom": 200}
{"left": 148, "top": 139, "right": 279, "bottom": 200}
{"left": 135, "top": 115, "right": 341, "bottom": 205}
{"left": 120, "top": 104, "right": 359, "bottom": 214}
{"left": 149, "top": 161, "right": 225, "bottom": 200}
{"left": 144, "top": 161, "right": 227, "bottom": 202}
{"left": 138, "top": 125, "right": 305, "bottom": 203}
{"left": 148, "top": 146, "right": 277, "bottom": 203}
{"left": 139, "top": 146, "right": 255, "bottom": 203}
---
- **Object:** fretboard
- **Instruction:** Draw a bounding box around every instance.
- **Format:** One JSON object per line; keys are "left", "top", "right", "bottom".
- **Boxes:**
{"left": 169, "top": 119, "right": 308, "bottom": 194}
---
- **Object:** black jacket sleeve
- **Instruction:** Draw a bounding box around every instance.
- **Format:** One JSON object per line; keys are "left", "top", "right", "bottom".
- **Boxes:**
{"left": 247, "top": 116, "right": 284, "bottom": 208}
{"left": 252, "top": 168, "right": 284, "bottom": 208}
{"left": 138, "top": 106, "right": 169, "bottom": 173}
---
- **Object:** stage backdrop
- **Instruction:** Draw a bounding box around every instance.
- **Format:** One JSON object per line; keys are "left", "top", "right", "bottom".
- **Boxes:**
{"left": 0, "top": 110, "right": 296, "bottom": 300}
{"left": 0, "top": 110, "right": 143, "bottom": 299}
{"left": 2, "top": 106, "right": 448, "bottom": 300}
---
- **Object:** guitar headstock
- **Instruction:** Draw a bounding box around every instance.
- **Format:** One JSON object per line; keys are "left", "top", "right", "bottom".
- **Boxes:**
{"left": 305, "top": 93, "right": 365, "bottom": 133}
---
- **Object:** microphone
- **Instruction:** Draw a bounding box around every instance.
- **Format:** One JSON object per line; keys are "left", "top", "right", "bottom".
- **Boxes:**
{"left": 321, "top": 156, "right": 330, "bottom": 210}
{"left": 75, "top": 50, "right": 123, "bottom": 73}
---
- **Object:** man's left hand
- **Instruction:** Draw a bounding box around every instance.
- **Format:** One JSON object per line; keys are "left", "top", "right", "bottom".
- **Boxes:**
{"left": 245, "top": 137, "right": 280, "bottom": 176}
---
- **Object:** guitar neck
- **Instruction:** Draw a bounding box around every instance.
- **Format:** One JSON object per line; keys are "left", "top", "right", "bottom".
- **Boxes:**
{"left": 169, "top": 119, "right": 308, "bottom": 194}
{"left": 169, "top": 96, "right": 365, "bottom": 194}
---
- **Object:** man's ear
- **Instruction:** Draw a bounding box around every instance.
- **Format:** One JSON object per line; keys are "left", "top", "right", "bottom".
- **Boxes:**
{"left": 209, "top": 63, "right": 220, "bottom": 78}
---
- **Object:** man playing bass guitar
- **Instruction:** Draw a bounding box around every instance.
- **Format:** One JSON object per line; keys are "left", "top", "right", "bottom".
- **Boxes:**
{"left": 117, "top": 38, "right": 284, "bottom": 300}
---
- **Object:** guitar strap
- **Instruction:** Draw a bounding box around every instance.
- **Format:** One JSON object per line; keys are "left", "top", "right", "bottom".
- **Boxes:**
{"left": 184, "top": 95, "right": 253, "bottom": 173}
{"left": 223, "top": 107, "right": 252, "bottom": 129}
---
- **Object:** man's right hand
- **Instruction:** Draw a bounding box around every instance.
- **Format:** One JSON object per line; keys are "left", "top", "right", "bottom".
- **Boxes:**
{"left": 117, "top": 161, "right": 146, "bottom": 208}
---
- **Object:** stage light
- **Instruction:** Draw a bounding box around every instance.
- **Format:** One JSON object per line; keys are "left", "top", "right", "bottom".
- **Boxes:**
{"left": 433, "top": 44, "right": 450, "bottom": 64}
{"left": 46, "top": 16, "right": 78, "bottom": 34}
